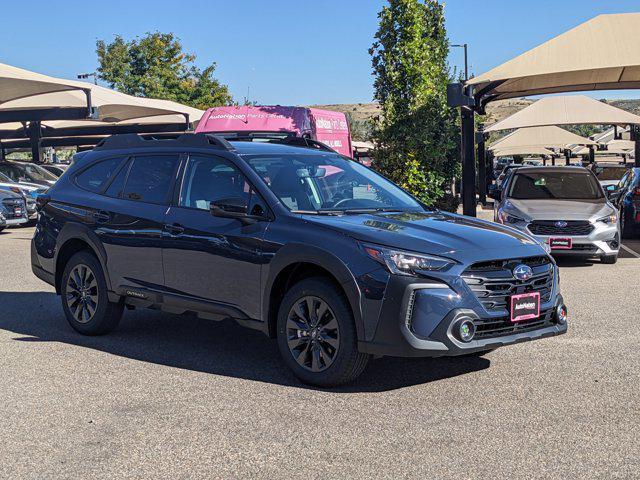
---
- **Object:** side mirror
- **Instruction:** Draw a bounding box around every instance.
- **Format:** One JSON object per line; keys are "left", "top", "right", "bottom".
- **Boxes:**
{"left": 210, "top": 197, "right": 249, "bottom": 218}
{"left": 210, "top": 197, "right": 267, "bottom": 223}
{"left": 487, "top": 188, "right": 502, "bottom": 201}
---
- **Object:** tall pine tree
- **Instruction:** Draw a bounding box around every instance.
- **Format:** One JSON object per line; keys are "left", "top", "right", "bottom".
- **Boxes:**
{"left": 370, "top": 0, "right": 459, "bottom": 209}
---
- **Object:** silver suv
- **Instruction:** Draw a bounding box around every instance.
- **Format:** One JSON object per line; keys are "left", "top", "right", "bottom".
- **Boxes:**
{"left": 491, "top": 166, "right": 620, "bottom": 264}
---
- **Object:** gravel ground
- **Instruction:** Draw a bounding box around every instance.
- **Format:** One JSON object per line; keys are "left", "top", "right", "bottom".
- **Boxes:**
{"left": 0, "top": 226, "right": 638, "bottom": 479}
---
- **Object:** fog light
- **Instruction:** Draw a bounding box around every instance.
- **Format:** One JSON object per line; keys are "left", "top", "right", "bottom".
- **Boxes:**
{"left": 458, "top": 319, "right": 476, "bottom": 342}
{"left": 556, "top": 304, "right": 568, "bottom": 324}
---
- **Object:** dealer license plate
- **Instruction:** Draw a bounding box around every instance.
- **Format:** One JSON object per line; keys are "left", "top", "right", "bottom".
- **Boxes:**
{"left": 510, "top": 292, "right": 540, "bottom": 323}
{"left": 549, "top": 237, "right": 572, "bottom": 250}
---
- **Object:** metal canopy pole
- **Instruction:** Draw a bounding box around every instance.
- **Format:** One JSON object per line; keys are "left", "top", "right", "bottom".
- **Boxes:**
{"left": 28, "top": 121, "right": 42, "bottom": 164}
{"left": 476, "top": 124, "right": 486, "bottom": 206}
{"left": 461, "top": 104, "right": 476, "bottom": 216}
{"left": 588, "top": 145, "right": 595, "bottom": 164}
{"left": 564, "top": 149, "right": 571, "bottom": 166}
{"left": 633, "top": 125, "right": 640, "bottom": 167}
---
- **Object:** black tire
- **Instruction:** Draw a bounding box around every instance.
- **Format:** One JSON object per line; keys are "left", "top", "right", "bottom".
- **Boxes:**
{"left": 61, "top": 251, "right": 123, "bottom": 335}
{"left": 601, "top": 254, "right": 618, "bottom": 265}
{"left": 277, "top": 277, "right": 370, "bottom": 387}
{"left": 0, "top": 227, "right": 5, "bottom": 233}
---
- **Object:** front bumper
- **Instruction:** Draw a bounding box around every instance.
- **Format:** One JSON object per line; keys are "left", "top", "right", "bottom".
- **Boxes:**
{"left": 4, "top": 217, "right": 28, "bottom": 226}
{"left": 511, "top": 221, "right": 619, "bottom": 257}
{"left": 358, "top": 272, "right": 567, "bottom": 358}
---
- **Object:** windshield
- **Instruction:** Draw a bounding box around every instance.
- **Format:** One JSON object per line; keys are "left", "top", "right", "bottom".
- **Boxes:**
{"left": 244, "top": 153, "right": 423, "bottom": 213}
{"left": 508, "top": 171, "right": 604, "bottom": 200}
{"left": 594, "top": 166, "right": 628, "bottom": 181}
{"left": 0, "top": 163, "right": 56, "bottom": 183}
{"left": 22, "top": 163, "right": 57, "bottom": 182}
{"left": 0, "top": 172, "right": 13, "bottom": 183}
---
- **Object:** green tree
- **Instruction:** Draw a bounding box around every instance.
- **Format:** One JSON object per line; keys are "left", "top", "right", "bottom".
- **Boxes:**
{"left": 96, "top": 32, "right": 232, "bottom": 109}
{"left": 369, "top": 0, "right": 459, "bottom": 209}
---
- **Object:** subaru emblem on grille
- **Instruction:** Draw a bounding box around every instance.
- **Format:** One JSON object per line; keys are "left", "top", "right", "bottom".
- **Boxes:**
{"left": 554, "top": 221, "right": 568, "bottom": 228}
{"left": 513, "top": 264, "right": 533, "bottom": 281}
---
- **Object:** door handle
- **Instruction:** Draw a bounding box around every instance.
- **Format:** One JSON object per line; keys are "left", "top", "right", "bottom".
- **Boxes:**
{"left": 164, "top": 223, "right": 184, "bottom": 235}
{"left": 92, "top": 211, "right": 111, "bottom": 222}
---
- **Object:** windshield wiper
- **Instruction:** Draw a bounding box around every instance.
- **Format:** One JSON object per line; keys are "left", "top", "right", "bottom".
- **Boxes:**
{"left": 292, "top": 209, "right": 343, "bottom": 216}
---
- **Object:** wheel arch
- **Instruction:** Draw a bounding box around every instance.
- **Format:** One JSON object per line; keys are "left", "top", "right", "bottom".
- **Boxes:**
{"left": 263, "top": 244, "right": 363, "bottom": 340}
{"left": 54, "top": 223, "right": 111, "bottom": 294}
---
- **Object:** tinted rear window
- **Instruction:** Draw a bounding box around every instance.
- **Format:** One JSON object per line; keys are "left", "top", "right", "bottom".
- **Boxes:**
{"left": 122, "top": 155, "right": 179, "bottom": 204}
{"left": 509, "top": 171, "right": 603, "bottom": 200}
{"left": 75, "top": 158, "right": 125, "bottom": 193}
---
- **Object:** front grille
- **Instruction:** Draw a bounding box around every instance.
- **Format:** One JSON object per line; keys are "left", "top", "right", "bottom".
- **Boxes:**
{"left": 474, "top": 308, "right": 554, "bottom": 340}
{"left": 570, "top": 243, "right": 598, "bottom": 252}
{"left": 528, "top": 220, "right": 594, "bottom": 236}
{"left": 463, "top": 256, "right": 554, "bottom": 313}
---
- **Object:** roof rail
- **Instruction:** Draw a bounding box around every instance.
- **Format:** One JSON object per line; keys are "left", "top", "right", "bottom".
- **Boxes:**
{"left": 94, "top": 133, "right": 236, "bottom": 151}
{"left": 213, "top": 132, "right": 336, "bottom": 153}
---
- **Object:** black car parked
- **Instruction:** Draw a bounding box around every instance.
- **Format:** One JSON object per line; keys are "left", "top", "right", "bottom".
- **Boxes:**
{"left": 31, "top": 134, "right": 567, "bottom": 386}
{"left": 608, "top": 167, "right": 640, "bottom": 237}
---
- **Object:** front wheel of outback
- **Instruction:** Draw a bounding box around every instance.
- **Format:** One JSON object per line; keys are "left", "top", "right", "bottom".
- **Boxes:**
{"left": 277, "top": 278, "right": 370, "bottom": 387}
{"left": 61, "top": 251, "right": 124, "bottom": 335}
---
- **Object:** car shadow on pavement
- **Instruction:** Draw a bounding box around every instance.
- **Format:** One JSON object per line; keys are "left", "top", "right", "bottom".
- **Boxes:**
{"left": 0, "top": 291, "right": 489, "bottom": 393}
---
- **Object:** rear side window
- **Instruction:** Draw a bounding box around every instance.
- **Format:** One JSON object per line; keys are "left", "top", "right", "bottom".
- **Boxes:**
{"left": 122, "top": 155, "right": 179, "bottom": 204}
{"left": 76, "top": 158, "right": 125, "bottom": 193}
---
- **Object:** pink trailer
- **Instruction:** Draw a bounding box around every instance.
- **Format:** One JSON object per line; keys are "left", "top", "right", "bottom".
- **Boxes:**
{"left": 195, "top": 106, "right": 353, "bottom": 157}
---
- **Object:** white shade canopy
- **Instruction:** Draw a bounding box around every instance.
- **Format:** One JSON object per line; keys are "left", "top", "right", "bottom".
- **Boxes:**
{"left": 489, "top": 125, "right": 597, "bottom": 151}
{"left": 0, "top": 62, "right": 90, "bottom": 104}
{"left": 468, "top": 13, "right": 640, "bottom": 102}
{"left": 493, "top": 146, "right": 555, "bottom": 157}
{"left": 0, "top": 83, "right": 204, "bottom": 123}
{"left": 485, "top": 95, "right": 640, "bottom": 133}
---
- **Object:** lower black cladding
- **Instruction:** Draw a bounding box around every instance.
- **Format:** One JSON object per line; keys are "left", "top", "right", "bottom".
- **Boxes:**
{"left": 474, "top": 308, "right": 555, "bottom": 340}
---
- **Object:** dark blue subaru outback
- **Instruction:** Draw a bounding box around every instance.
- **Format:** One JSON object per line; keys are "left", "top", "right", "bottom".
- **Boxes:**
{"left": 31, "top": 134, "right": 567, "bottom": 386}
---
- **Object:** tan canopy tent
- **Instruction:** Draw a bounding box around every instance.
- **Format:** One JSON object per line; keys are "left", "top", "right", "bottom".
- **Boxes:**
{"left": 467, "top": 13, "right": 640, "bottom": 103}
{"left": 607, "top": 139, "right": 635, "bottom": 151}
{"left": 489, "top": 126, "right": 596, "bottom": 151}
{"left": 0, "top": 62, "right": 90, "bottom": 106}
{"left": 485, "top": 95, "right": 640, "bottom": 132}
{"left": 492, "top": 146, "right": 555, "bottom": 157}
{"left": 0, "top": 84, "right": 202, "bottom": 123}
{"left": 450, "top": 13, "right": 640, "bottom": 215}
{"left": 0, "top": 63, "right": 206, "bottom": 158}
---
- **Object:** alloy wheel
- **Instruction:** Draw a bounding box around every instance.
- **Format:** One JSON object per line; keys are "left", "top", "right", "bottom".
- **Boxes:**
{"left": 65, "top": 264, "right": 99, "bottom": 324}
{"left": 286, "top": 296, "right": 340, "bottom": 372}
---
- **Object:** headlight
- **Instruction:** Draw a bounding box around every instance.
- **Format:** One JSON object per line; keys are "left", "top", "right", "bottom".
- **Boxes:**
{"left": 597, "top": 213, "right": 617, "bottom": 224}
{"left": 362, "top": 243, "right": 456, "bottom": 275}
{"left": 540, "top": 241, "right": 552, "bottom": 254}
{"left": 497, "top": 209, "right": 525, "bottom": 225}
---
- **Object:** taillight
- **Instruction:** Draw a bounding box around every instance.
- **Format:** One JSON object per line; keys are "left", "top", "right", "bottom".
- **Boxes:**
{"left": 10, "top": 186, "right": 21, "bottom": 194}
{"left": 633, "top": 187, "right": 640, "bottom": 197}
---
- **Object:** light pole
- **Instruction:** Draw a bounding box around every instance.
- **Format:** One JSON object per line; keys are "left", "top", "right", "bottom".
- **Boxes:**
{"left": 77, "top": 72, "right": 98, "bottom": 85}
{"left": 451, "top": 43, "right": 468, "bottom": 81}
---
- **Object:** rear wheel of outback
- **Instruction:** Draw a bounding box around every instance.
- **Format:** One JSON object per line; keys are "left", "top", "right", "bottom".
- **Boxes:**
{"left": 277, "top": 278, "right": 369, "bottom": 387}
{"left": 61, "top": 251, "right": 123, "bottom": 335}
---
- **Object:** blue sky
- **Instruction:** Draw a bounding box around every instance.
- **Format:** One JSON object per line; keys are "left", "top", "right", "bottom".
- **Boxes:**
{"left": 1, "top": 0, "right": 639, "bottom": 105}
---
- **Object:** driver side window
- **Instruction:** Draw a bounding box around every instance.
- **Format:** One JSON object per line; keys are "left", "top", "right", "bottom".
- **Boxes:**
{"left": 179, "top": 155, "right": 266, "bottom": 215}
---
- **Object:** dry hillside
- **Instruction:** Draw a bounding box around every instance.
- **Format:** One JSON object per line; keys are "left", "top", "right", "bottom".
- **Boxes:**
{"left": 313, "top": 98, "right": 640, "bottom": 140}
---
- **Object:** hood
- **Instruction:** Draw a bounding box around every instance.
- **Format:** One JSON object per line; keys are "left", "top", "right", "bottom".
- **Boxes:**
{"left": 0, "top": 188, "right": 24, "bottom": 199}
{"left": 506, "top": 198, "right": 613, "bottom": 221}
{"left": 0, "top": 181, "right": 40, "bottom": 192}
{"left": 303, "top": 211, "right": 545, "bottom": 263}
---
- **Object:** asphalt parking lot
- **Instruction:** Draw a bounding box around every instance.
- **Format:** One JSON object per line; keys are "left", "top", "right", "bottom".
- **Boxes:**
{"left": 1, "top": 226, "right": 638, "bottom": 479}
